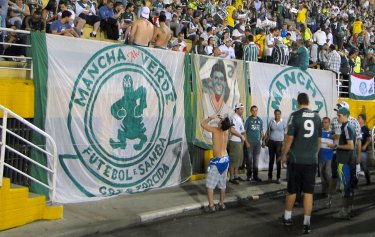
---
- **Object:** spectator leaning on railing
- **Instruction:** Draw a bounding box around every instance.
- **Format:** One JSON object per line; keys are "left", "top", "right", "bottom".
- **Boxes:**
{"left": 21, "top": 7, "right": 45, "bottom": 32}
{"left": 50, "top": 10, "right": 79, "bottom": 37}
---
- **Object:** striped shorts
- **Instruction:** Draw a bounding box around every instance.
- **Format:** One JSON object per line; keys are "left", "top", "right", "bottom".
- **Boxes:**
{"left": 206, "top": 165, "right": 228, "bottom": 190}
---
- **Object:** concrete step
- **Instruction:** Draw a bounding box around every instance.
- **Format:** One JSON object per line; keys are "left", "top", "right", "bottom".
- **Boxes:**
{"left": 0, "top": 177, "right": 63, "bottom": 231}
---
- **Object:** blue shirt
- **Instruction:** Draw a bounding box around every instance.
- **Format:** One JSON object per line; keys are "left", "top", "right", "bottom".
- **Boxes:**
{"left": 318, "top": 130, "right": 334, "bottom": 162}
{"left": 50, "top": 20, "right": 72, "bottom": 33}
{"left": 245, "top": 116, "right": 263, "bottom": 143}
{"left": 99, "top": 5, "right": 114, "bottom": 20}
{"left": 268, "top": 119, "right": 287, "bottom": 142}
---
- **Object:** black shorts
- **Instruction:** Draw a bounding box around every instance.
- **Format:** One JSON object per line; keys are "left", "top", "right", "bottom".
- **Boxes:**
{"left": 79, "top": 13, "right": 100, "bottom": 26}
{"left": 331, "top": 154, "right": 338, "bottom": 178}
{"left": 287, "top": 163, "right": 317, "bottom": 194}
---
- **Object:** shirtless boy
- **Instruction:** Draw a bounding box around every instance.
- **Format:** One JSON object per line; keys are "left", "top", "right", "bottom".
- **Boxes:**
{"left": 129, "top": 6, "right": 154, "bottom": 46}
{"left": 152, "top": 14, "right": 172, "bottom": 49}
{"left": 201, "top": 114, "right": 232, "bottom": 213}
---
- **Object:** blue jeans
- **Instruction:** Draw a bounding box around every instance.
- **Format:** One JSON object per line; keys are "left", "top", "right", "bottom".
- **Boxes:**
{"left": 0, "top": 0, "right": 8, "bottom": 40}
{"left": 360, "top": 152, "right": 370, "bottom": 183}
{"left": 247, "top": 142, "right": 261, "bottom": 179}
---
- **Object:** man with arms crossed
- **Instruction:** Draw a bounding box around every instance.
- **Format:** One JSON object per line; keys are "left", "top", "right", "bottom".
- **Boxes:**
{"left": 228, "top": 103, "right": 246, "bottom": 184}
{"left": 129, "top": 6, "right": 154, "bottom": 46}
{"left": 201, "top": 114, "right": 232, "bottom": 213}
{"left": 279, "top": 93, "right": 321, "bottom": 234}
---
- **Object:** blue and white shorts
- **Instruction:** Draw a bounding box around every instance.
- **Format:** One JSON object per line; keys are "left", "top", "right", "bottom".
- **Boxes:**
{"left": 206, "top": 165, "right": 228, "bottom": 190}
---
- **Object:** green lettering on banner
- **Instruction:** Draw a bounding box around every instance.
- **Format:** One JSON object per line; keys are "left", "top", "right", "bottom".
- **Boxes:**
{"left": 74, "top": 88, "right": 89, "bottom": 106}
{"left": 267, "top": 67, "right": 329, "bottom": 123}
{"left": 65, "top": 44, "right": 180, "bottom": 198}
{"left": 284, "top": 72, "right": 296, "bottom": 86}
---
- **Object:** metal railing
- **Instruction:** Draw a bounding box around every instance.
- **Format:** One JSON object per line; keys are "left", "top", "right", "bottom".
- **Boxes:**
{"left": 0, "top": 105, "right": 58, "bottom": 202}
{"left": 336, "top": 72, "right": 350, "bottom": 98}
{"left": 0, "top": 27, "right": 32, "bottom": 77}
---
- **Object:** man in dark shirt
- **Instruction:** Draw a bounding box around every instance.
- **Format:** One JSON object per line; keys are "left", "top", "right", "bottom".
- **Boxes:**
{"left": 357, "top": 114, "right": 371, "bottom": 185}
{"left": 22, "top": 8, "right": 46, "bottom": 32}
{"left": 328, "top": 107, "right": 356, "bottom": 219}
{"left": 279, "top": 93, "right": 321, "bottom": 234}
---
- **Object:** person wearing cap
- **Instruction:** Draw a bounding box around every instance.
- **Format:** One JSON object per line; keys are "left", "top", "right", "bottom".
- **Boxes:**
{"left": 279, "top": 93, "right": 322, "bottom": 234}
{"left": 327, "top": 107, "right": 356, "bottom": 219}
{"left": 219, "top": 37, "right": 235, "bottom": 59}
{"left": 152, "top": 14, "right": 172, "bottom": 49}
{"left": 328, "top": 101, "right": 362, "bottom": 209}
{"left": 228, "top": 103, "right": 246, "bottom": 185}
{"left": 129, "top": 6, "right": 154, "bottom": 46}
{"left": 171, "top": 40, "right": 180, "bottom": 51}
{"left": 357, "top": 114, "right": 371, "bottom": 185}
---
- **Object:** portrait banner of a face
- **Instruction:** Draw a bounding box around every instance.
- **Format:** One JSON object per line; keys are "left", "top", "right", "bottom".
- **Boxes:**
{"left": 192, "top": 55, "right": 248, "bottom": 148}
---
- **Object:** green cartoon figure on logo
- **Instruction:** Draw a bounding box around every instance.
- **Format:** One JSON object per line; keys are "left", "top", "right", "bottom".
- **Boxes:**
{"left": 109, "top": 74, "right": 147, "bottom": 150}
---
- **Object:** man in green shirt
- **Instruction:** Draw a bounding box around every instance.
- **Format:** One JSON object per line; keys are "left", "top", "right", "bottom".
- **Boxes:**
{"left": 328, "top": 107, "right": 356, "bottom": 219}
{"left": 296, "top": 39, "right": 309, "bottom": 70}
{"left": 279, "top": 93, "right": 321, "bottom": 234}
{"left": 243, "top": 35, "right": 259, "bottom": 62}
{"left": 244, "top": 105, "right": 264, "bottom": 182}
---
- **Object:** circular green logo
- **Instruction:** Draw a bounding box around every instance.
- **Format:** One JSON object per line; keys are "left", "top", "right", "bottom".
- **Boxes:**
{"left": 67, "top": 45, "right": 177, "bottom": 189}
{"left": 266, "top": 67, "right": 328, "bottom": 121}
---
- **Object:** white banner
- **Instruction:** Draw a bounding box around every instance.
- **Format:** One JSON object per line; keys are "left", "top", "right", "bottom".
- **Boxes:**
{"left": 350, "top": 74, "right": 375, "bottom": 100}
{"left": 191, "top": 55, "right": 248, "bottom": 148}
{"left": 249, "top": 63, "right": 338, "bottom": 169}
{"left": 42, "top": 35, "right": 190, "bottom": 203}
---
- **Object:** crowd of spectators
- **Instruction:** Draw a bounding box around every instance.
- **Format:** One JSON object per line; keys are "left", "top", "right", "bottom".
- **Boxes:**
{"left": 0, "top": 0, "right": 374, "bottom": 76}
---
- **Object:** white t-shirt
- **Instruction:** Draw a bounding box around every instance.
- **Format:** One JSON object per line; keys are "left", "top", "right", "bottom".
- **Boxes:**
{"left": 327, "top": 32, "right": 333, "bottom": 46}
{"left": 230, "top": 113, "right": 245, "bottom": 142}
{"left": 313, "top": 30, "right": 327, "bottom": 46}
{"left": 264, "top": 33, "right": 275, "bottom": 56}
{"left": 219, "top": 45, "right": 236, "bottom": 59}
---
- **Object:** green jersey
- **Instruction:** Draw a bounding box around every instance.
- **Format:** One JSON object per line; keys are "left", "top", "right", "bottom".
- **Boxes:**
{"left": 336, "top": 122, "right": 356, "bottom": 164}
{"left": 297, "top": 46, "right": 309, "bottom": 70}
{"left": 287, "top": 108, "right": 322, "bottom": 164}
{"left": 245, "top": 116, "right": 263, "bottom": 143}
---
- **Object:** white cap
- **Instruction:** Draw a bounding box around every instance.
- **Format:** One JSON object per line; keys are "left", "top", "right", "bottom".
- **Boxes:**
{"left": 141, "top": 6, "right": 150, "bottom": 19}
{"left": 234, "top": 103, "right": 244, "bottom": 110}
{"left": 334, "top": 101, "right": 350, "bottom": 111}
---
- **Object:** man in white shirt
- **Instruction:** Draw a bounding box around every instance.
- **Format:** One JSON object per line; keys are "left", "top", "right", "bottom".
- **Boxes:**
{"left": 228, "top": 103, "right": 246, "bottom": 184}
{"left": 219, "top": 38, "right": 236, "bottom": 59}
{"left": 287, "top": 25, "right": 298, "bottom": 42}
{"left": 326, "top": 28, "right": 333, "bottom": 46}
{"left": 75, "top": 0, "right": 101, "bottom": 37}
{"left": 264, "top": 28, "right": 276, "bottom": 63}
{"left": 313, "top": 27, "right": 327, "bottom": 48}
